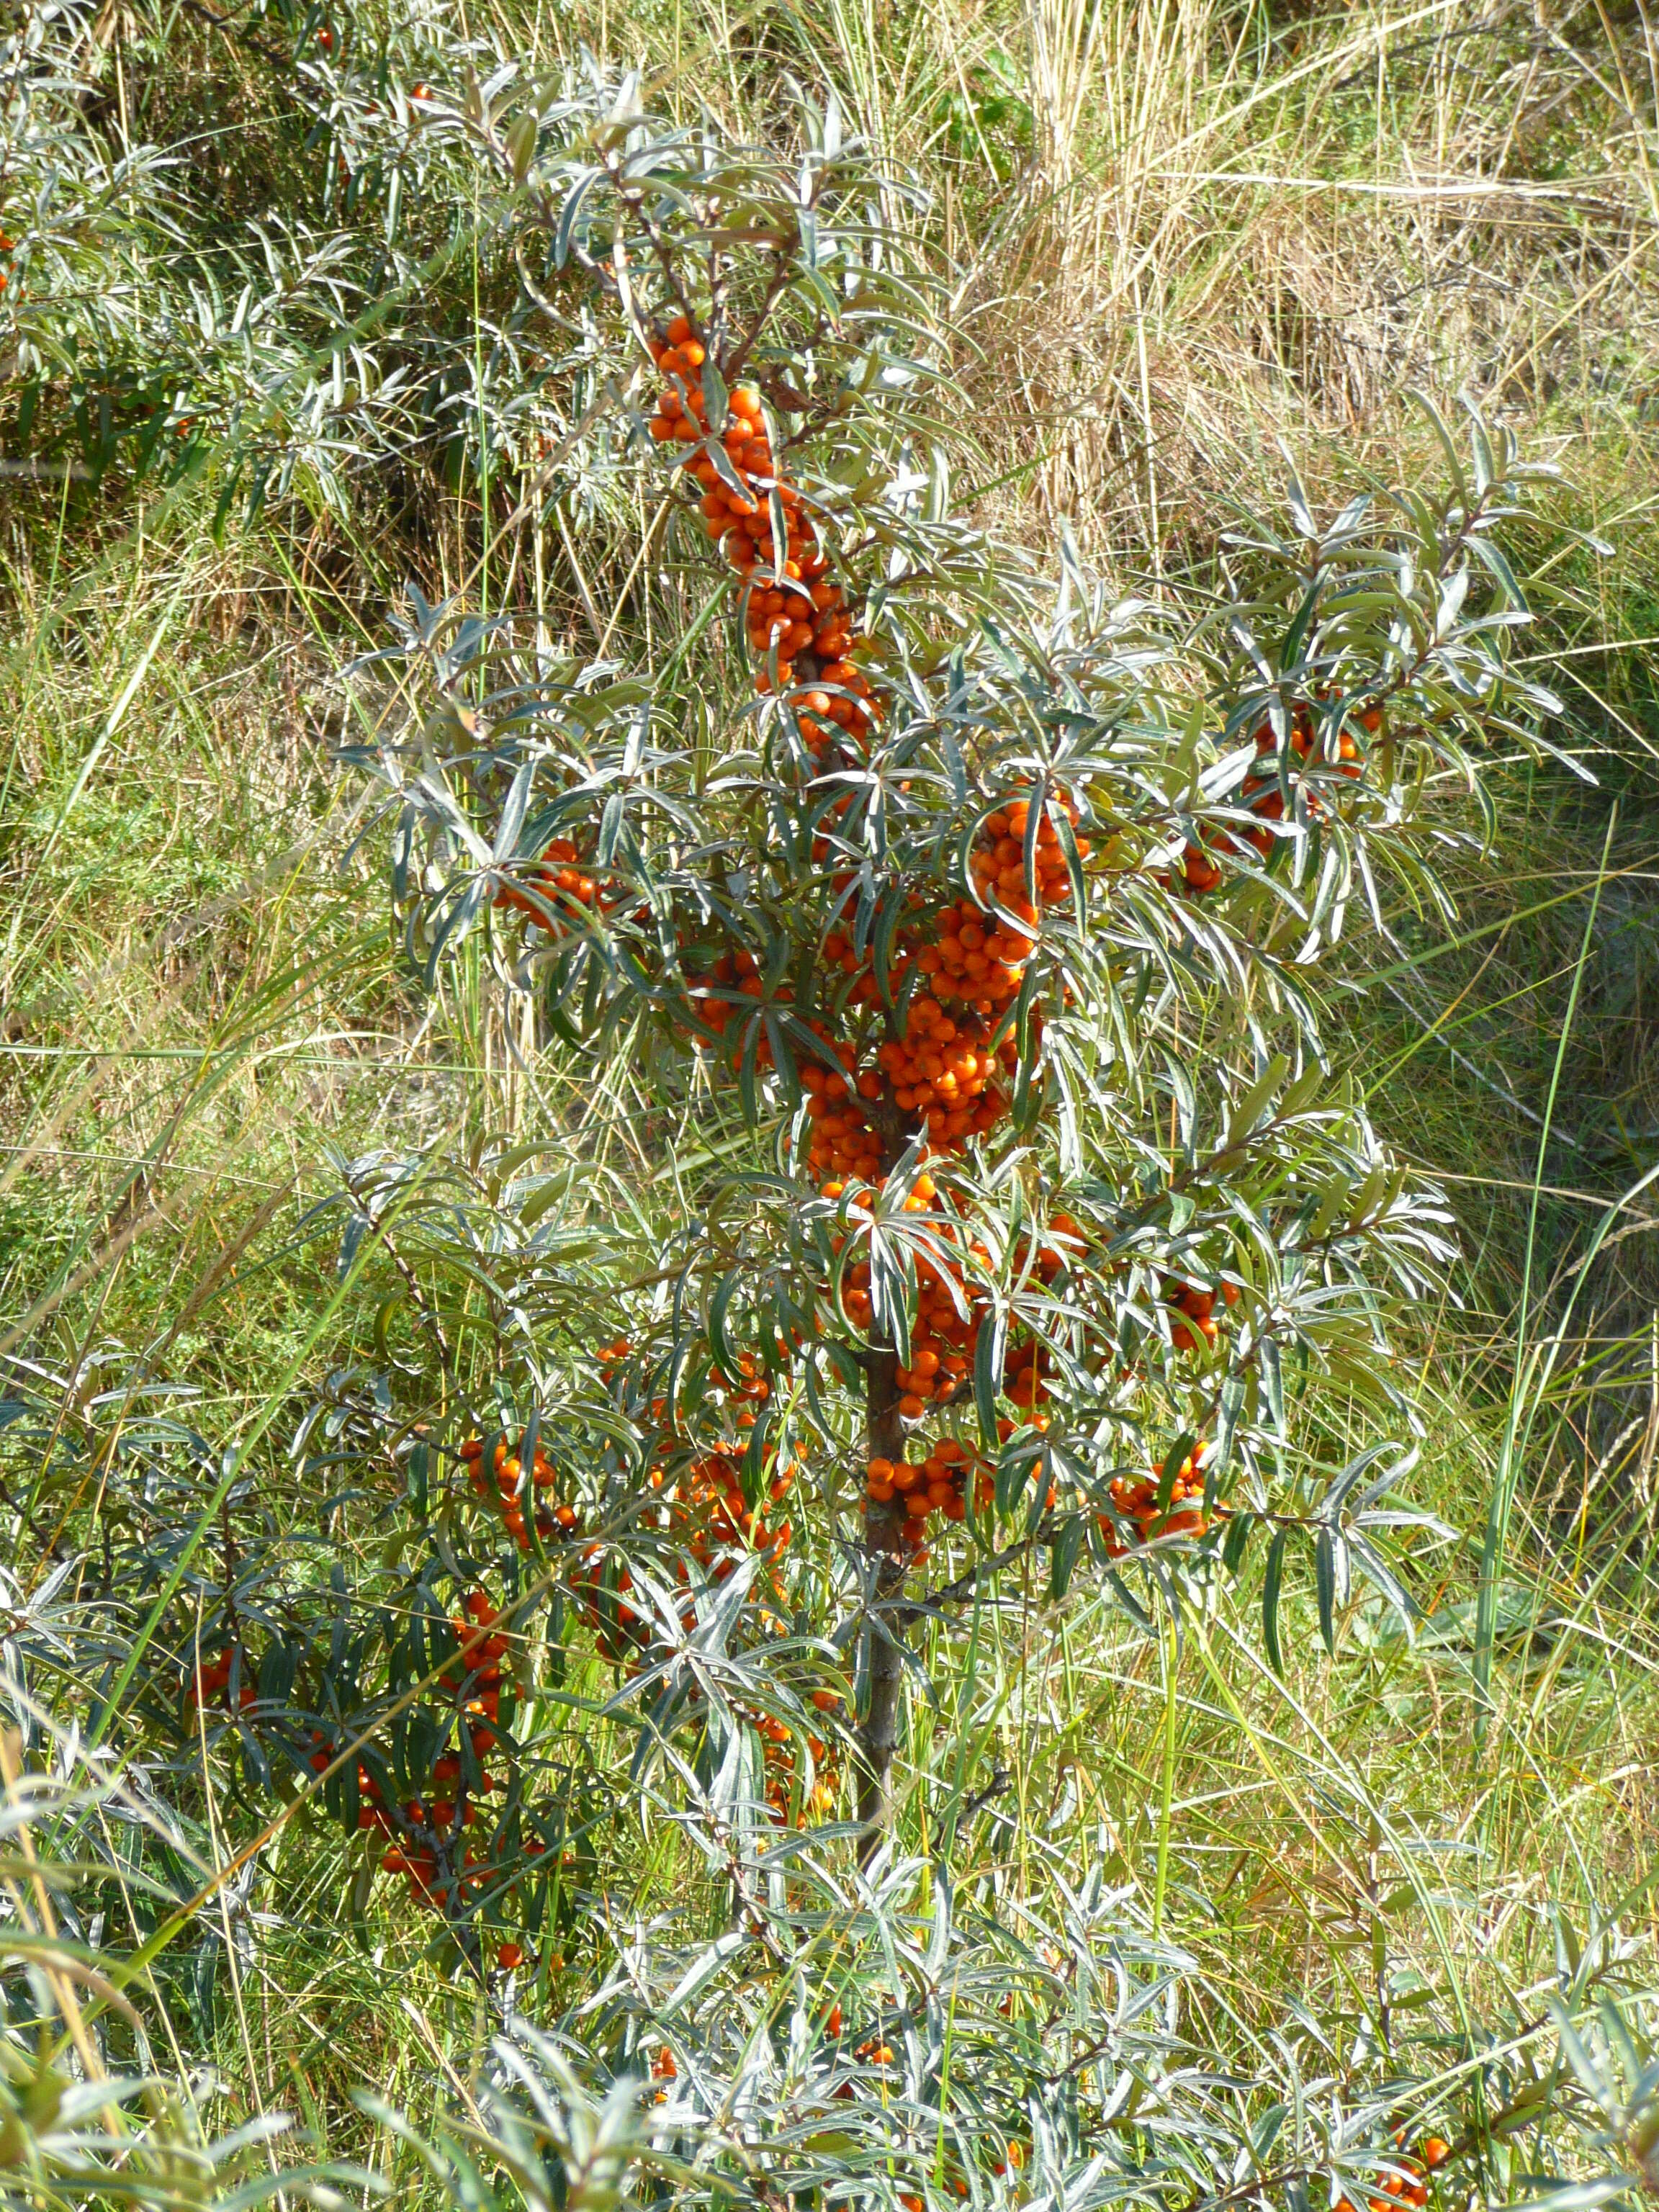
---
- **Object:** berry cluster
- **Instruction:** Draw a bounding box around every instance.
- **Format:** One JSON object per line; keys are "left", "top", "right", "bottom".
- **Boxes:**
{"left": 1003, "top": 1336, "right": 1049, "bottom": 1411}
{"left": 825, "top": 1200, "right": 1081, "bottom": 1552}
{"left": 186, "top": 1647, "right": 257, "bottom": 1714}
{"left": 800, "top": 1040, "right": 884, "bottom": 1180}
{"left": 1098, "top": 1444, "right": 1219, "bottom": 1556}
{"left": 333, "top": 1591, "right": 503, "bottom": 1822}
{"left": 377, "top": 1831, "right": 547, "bottom": 1978}
{"left": 676, "top": 1441, "right": 796, "bottom": 1575}
{"left": 871, "top": 984, "right": 1017, "bottom": 1151}
{"left": 297, "top": 1589, "right": 557, "bottom": 1974}
{"left": 864, "top": 1438, "right": 980, "bottom": 1526}
{"left": 1174, "top": 703, "right": 1377, "bottom": 894}
{"left": 671, "top": 1355, "right": 801, "bottom": 1576}
{"left": 647, "top": 317, "right": 879, "bottom": 752}
{"left": 739, "top": 1695, "right": 840, "bottom": 1821}
{"left": 638, "top": 308, "right": 1083, "bottom": 1218}
{"left": 860, "top": 1418, "right": 1060, "bottom": 1557}
{"left": 461, "top": 1423, "right": 667, "bottom": 1670}
{"left": 584, "top": 1352, "right": 849, "bottom": 1825}
{"left": 643, "top": 317, "right": 1082, "bottom": 1208}
{"left": 184, "top": 1601, "right": 555, "bottom": 1984}
{"left": 464, "top": 1371, "right": 830, "bottom": 1820}
{"left": 491, "top": 837, "right": 613, "bottom": 925}
{"left": 966, "top": 796, "right": 1087, "bottom": 917}
{"left": 688, "top": 948, "right": 789, "bottom": 1049}
{"left": 795, "top": 805, "right": 1082, "bottom": 1504}
{"left": 1334, "top": 2133, "right": 1453, "bottom": 2212}
{"left": 805, "top": 796, "right": 1082, "bottom": 1179}
{"left": 1164, "top": 1275, "right": 1238, "bottom": 1354}
{"left": 827, "top": 1187, "right": 990, "bottom": 1369}
{"left": 459, "top": 1433, "right": 579, "bottom": 1550}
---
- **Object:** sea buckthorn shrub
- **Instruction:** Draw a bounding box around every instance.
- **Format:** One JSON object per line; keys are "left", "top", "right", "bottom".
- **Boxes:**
{"left": 336, "top": 79, "right": 1560, "bottom": 1838}
{"left": 39, "top": 69, "right": 1589, "bottom": 2212}
{"left": 353, "top": 104, "right": 1550, "bottom": 1858}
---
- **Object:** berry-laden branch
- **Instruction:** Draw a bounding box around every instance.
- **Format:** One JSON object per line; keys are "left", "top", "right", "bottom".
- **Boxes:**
{"left": 634, "top": 315, "right": 1110, "bottom": 1840}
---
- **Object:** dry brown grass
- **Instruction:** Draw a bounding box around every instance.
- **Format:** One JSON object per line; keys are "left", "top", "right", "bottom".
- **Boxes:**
{"left": 921, "top": 1, "right": 1659, "bottom": 558}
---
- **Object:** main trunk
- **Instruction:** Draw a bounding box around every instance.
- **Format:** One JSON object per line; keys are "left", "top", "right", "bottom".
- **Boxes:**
{"left": 855, "top": 1337, "right": 908, "bottom": 1859}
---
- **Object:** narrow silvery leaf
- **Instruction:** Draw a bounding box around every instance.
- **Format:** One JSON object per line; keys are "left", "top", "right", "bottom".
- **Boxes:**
{"left": 1263, "top": 1529, "right": 1289, "bottom": 1675}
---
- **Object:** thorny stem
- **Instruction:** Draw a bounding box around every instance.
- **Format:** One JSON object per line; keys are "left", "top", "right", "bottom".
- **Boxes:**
{"left": 348, "top": 1171, "right": 456, "bottom": 1384}
{"left": 854, "top": 1080, "right": 914, "bottom": 1859}
{"left": 855, "top": 1338, "right": 908, "bottom": 1860}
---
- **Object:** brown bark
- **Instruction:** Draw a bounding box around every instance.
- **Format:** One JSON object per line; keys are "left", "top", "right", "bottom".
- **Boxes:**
{"left": 855, "top": 1550, "right": 907, "bottom": 1856}
{"left": 856, "top": 1338, "right": 909, "bottom": 1857}
{"left": 855, "top": 1064, "right": 914, "bottom": 1854}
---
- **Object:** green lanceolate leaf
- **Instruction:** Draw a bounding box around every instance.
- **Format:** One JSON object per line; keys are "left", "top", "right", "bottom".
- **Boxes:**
{"left": 1264, "top": 1527, "right": 1290, "bottom": 1676}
